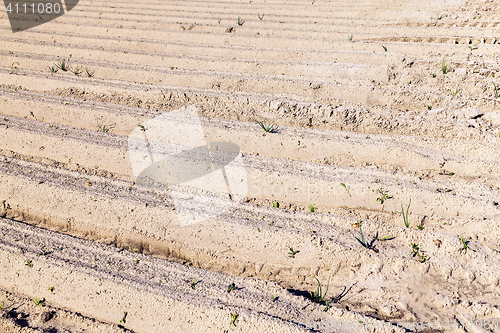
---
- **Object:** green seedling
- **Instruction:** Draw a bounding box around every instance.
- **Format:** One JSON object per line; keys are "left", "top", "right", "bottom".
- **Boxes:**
{"left": 258, "top": 13, "right": 264, "bottom": 20}
{"left": 70, "top": 64, "right": 82, "bottom": 75}
{"left": 218, "top": 18, "right": 222, "bottom": 24}
{"left": 237, "top": 16, "right": 244, "bottom": 26}
{"left": 55, "top": 58, "right": 70, "bottom": 71}
{"left": 85, "top": 67, "right": 95, "bottom": 77}
{"left": 0, "top": 301, "right": 3, "bottom": 310}
{"left": 401, "top": 199, "right": 411, "bottom": 228}
{"left": 494, "top": 83, "right": 500, "bottom": 98}
{"left": 348, "top": 34, "right": 353, "bottom": 42}
{"left": 271, "top": 294, "right": 276, "bottom": 302}
{"left": 269, "top": 221, "right": 274, "bottom": 226}
{"left": 10, "top": 62, "right": 19, "bottom": 74}
{"left": 33, "top": 297, "right": 45, "bottom": 307}
{"left": 273, "top": 201, "right": 279, "bottom": 208}
{"left": 410, "top": 242, "right": 419, "bottom": 256}
{"left": 25, "top": 259, "right": 32, "bottom": 267}
{"left": 460, "top": 237, "right": 472, "bottom": 253}
{"left": 451, "top": 87, "right": 460, "bottom": 97}
{"left": 309, "top": 274, "right": 331, "bottom": 304}
{"left": 373, "top": 233, "right": 393, "bottom": 241}
{"left": 120, "top": 311, "right": 127, "bottom": 323}
{"left": 355, "top": 225, "right": 368, "bottom": 248}
{"left": 309, "top": 204, "right": 315, "bottom": 212}
{"left": 47, "top": 286, "right": 54, "bottom": 293}
{"left": 442, "top": 56, "right": 448, "bottom": 74}
{"left": 99, "top": 123, "right": 116, "bottom": 133}
{"left": 376, "top": 188, "right": 392, "bottom": 204}
{"left": 227, "top": 283, "right": 236, "bottom": 292}
{"left": 190, "top": 278, "right": 200, "bottom": 289}
{"left": 354, "top": 225, "right": 379, "bottom": 252}
{"left": 410, "top": 243, "right": 426, "bottom": 262}
{"left": 341, "top": 182, "right": 351, "bottom": 196}
{"left": 48, "top": 65, "right": 58, "bottom": 73}
{"left": 288, "top": 247, "right": 299, "bottom": 258}
{"left": 437, "top": 13, "right": 444, "bottom": 20}
{"left": 257, "top": 120, "right": 275, "bottom": 133}
{"left": 230, "top": 313, "right": 238, "bottom": 326}
{"left": 382, "top": 45, "right": 387, "bottom": 52}
{"left": 469, "top": 45, "right": 478, "bottom": 51}
{"left": 138, "top": 124, "right": 146, "bottom": 132}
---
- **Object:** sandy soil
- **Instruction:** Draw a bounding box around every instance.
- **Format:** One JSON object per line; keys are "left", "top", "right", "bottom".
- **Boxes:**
{"left": 1, "top": 0, "right": 500, "bottom": 332}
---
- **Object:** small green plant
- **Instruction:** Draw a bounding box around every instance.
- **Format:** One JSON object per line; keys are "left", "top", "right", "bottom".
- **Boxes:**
{"left": 257, "top": 120, "right": 275, "bottom": 133}
{"left": 348, "top": 34, "right": 353, "bottom": 42}
{"left": 410, "top": 243, "right": 426, "bottom": 262}
{"left": 70, "top": 64, "right": 82, "bottom": 75}
{"left": 227, "top": 283, "right": 236, "bottom": 292}
{"left": 373, "top": 234, "right": 393, "bottom": 241}
{"left": 460, "top": 237, "right": 472, "bottom": 253}
{"left": 48, "top": 65, "right": 58, "bottom": 73}
{"left": 33, "top": 297, "right": 45, "bottom": 307}
{"left": 120, "top": 311, "right": 127, "bottom": 323}
{"left": 288, "top": 247, "right": 299, "bottom": 258}
{"left": 309, "top": 204, "right": 315, "bottom": 212}
{"left": 309, "top": 274, "right": 331, "bottom": 304}
{"left": 10, "top": 62, "right": 19, "bottom": 74}
{"left": 355, "top": 224, "right": 368, "bottom": 248}
{"left": 47, "top": 286, "right": 54, "bottom": 293}
{"left": 469, "top": 45, "right": 478, "bottom": 51}
{"left": 401, "top": 199, "right": 411, "bottom": 228}
{"left": 340, "top": 182, "right": 351, "bottom": 196}
{"left": 442, "top": 56, "right": 448, "bottom": 74}
{"left": 0, "top": 300, "right": 3, "bottom": 310}
{"left": 271, "top": 294, "right": 276, "bottom": 302}
{"left": 493, "top": 83, "right": 500, "bottom": 98}
{"left": 437, "top": 13, "right": 444, "bottom": 20}
{"left": 24, "top": 259, "right": 32, "bottom": 267}
{"left": 237, "top": 16, "right": 244, "bottom": 26}
{"left": 84, "top": 67, "right": 95, "bottom": 77}
{"left": 269, "top": 221, "right": 274, "bottom": 226}
{"left": 258, "top": 13, "right": 264, "bottom": 20}
{"left": 218, "top": 18, "right": 222, "bottom": 24}
{"left": 273, "top": 201, "right": 279, "bottom": 208}
{"left": 138, "top": 124, "right": 146, "bottom": 131}
{"left": 376, "top": 188, "right": 392, "bottom": 204}
{"left": 99, "top": 123, "right": 116, "bottom": 133}
{"left": 55, "top": 58, "right": 70, "bottom": 71}
{"left": 230, "top": 313, "right": 238, "bottom": 326}
{"left": 190, "top": 278, "right": 200, "bottom": 289}
{"left": 353, "top": 224, "right": 380, "bottom": 252}
{"left": 451, "top": 87, "right": 460, "bottom": 97}
{"left": 382, "top": 45, "right": 387, "bottom": 52}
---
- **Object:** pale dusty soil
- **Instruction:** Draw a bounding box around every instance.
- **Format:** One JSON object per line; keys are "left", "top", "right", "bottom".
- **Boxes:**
{"left": 1, "top": 0, "right": 500, "bottom": 332}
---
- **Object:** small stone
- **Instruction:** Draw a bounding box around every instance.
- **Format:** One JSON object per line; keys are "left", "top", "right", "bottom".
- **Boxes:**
{"left": 455, "top": 107, "right": 483, "bottom": 119}
{"left": 483, "top": 111, "right": 500, "bottom": 126}
{"left": 428, "top": 108, "right": 446, "bottom": 115}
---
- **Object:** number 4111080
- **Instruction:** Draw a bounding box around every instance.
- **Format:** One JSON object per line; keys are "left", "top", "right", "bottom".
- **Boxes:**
{"left": 5, "top": 2, "right": 62, "bottom": 14}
